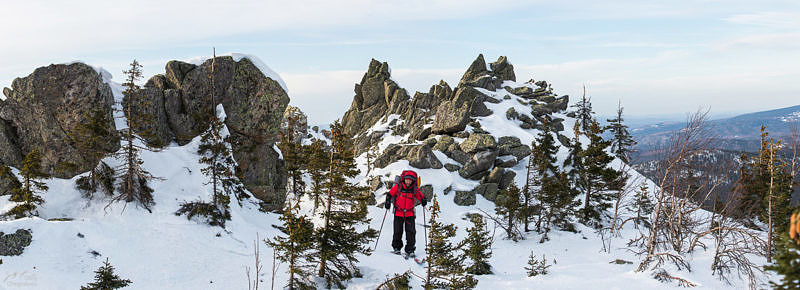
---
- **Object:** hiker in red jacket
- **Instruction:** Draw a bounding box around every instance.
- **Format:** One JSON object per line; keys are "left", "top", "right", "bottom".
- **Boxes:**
{"left": 384, "top": 170, "right": 427, "bottom": 256}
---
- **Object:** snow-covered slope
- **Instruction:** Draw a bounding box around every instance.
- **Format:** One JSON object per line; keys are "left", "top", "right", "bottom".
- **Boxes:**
{"left": 0, "top": 57, "right": 771, "bottom": 290}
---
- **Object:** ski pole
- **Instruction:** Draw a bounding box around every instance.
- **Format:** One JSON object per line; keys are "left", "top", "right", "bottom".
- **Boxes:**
{"left": 422, "top": 204, "right": 428, "bottom": 255}
{"left": 374, "top": 206, "right": 389, "bottom": 251}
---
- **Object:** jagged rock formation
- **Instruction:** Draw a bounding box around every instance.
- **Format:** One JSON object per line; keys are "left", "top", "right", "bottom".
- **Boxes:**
{"left": 133, "top": 57, "right": 289, "bottom": 209}
{"left": 340, "top": 54, "right": 571, "bottom": 207}
{"left": 0, "top": 63, "right": 119, "bottom": 178}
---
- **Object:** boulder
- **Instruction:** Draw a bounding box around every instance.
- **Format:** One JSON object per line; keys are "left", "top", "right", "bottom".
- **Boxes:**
{"left": 473, "top": 183, "right": 499, "bottom": 202}
{"left": 0, "top": 229, "right": 32, "bottom": 256}
{"left": 460, "top": 133, "right": 496, "bottom": 154}
{"left": 454, "top": 190, "right": 476, "bottom": 206}
{"left": 500, "top": 170, "right": 516, "bottom": 191}
{"left": 125, "top": 86, "right": 171, "bottom": 148}
{"left": 445, "top": 146, "right": 470, "bottom": 165}
{"left": 444, "top": 164, "right": 461, "bottom": 172}
{"left": 420, "top": 185, "right": 433, "bottom": 201}
{"left": 406, "top": 145, "right": 443, "bottom": 169}
{"left": 431, "top": 86, "right": 485, "bottom": 134}
{"left": 490, "top": 56, "right": 516, "bottom": 82}
{"left": 432, "top": 135, "right": 454, "bottom": 152}
{"left": 498, "top": 136, "right": 532, "bottom": 160}
{"left": 459, "top": 150, "right": 499, "bottom": 180}
{"left": 0, "top": 63, "right": 118, "bottom": 178}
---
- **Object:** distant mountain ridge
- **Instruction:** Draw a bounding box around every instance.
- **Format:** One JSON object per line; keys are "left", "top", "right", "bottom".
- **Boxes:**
{"left": 632, "top": 104, "right": 800, "bottom": 154}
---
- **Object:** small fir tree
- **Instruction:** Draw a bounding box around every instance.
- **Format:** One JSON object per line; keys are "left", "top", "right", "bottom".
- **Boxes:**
{"left": 627, "top": 183, "right": 654, "bottom": 229}
{"left": 314, "top": 121, "right": 378, "bottom": 288}
{"left": 112, "top": 60, "right": 159, "bottom": 212}
{"left": 524, "top": 251, "right": 551, "bottom": 277}
{"left": 605, "top": 101, "right": 636, "bottom": 163}
{"left": 306, "top": 139, "right": 329, "bottom": 214}
{"left": 425, "top": 195, "right": 478, "bottom": 289}
{"left": 267, "top": 199, "right": 317, "bottom": 290}
{"left": 570, "top": 87, "right": 594, "bottom": 133}
{"left": 7, "top": 148, "right": 49, "bottom": 218}
{"left": 463, "top": 214, "right": 493, "bottom": 275}
{"left": 81, "top": 258, "right": 132, "bottom": 290}
{"left": 532, "top": 125, "right": 576, "bottom": 236}
{"left": 495, "top": 183, "right": 522, "bottom": 240}
{"left": 577, "top": 119, "right": 622, "bottom": 228}
{"left": 279, "top": 115, "right": 307, "bottom": 200}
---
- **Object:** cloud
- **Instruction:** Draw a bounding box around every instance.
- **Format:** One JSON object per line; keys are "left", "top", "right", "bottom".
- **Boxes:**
{"left": 724, "top": 12, "right": 800, "bottom": 28}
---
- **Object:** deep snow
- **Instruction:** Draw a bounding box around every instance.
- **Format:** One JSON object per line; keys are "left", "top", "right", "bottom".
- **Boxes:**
{"left": 0, "top": 61, "right": 774, "bottom": 290}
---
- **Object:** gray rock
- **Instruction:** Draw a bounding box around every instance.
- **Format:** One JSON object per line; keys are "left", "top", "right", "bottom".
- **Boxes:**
{"left": 0, "top": 229, "right": 32, "bottom": 256}
{"left": 431, "top": 87, "right": 484, "bottom": 134}
{"left": 444, "top": 164, "right": 461, "bottom": 172}
{"left": 472, "top": 183, "right": 499, "bottom": 202}
{"left": 369, "top": 176, "right": 383, "bottom": 192}
{"left": 460, "top": 133, "right": 496, "bottom": 154}
{"left": 458, "top": 54, "right": 490, "bottom": 89}
{"left": 506, "top": 107, "right": 519, "bottom": 120}
{"left": 504, "top": 86, "right": 533, "bottom": 97}
{"left": 485, "top": 167, "right": 505, "bottom": 184}
{"left": 500, "top": 170, "right": 516, "bottom": 191}
{"left": 420, "top": 185, "right": 433, "bottom": 201}
{"left": 0, "top": 63, "right": 118, "bottom": 178}
{"left": 445, "top": 147, "right": 469, "bottom": 165}
{"left": 459, "top": 150, "right": 499, "bottom": 180}
{"left": 454, "top": 190, "right": 476, "bottom": 206}
{"left": 432, "top": 135, "right": 454, "bottom": 152}
{"left": 125, "top": 86, "right": 171, "bottom": 148}
{"left": 490, "top": 56, "right": 516, "bottom": 82}
{"left": 494, "top": 158, "right": 517, "bottom": 168}
{"left": 406, "top": 145, "right": 443, "bottom": 169}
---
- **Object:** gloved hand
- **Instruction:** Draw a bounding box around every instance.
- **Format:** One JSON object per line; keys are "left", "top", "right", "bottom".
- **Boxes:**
{"left": 384, "top": 193, "right": 392, "bottom": 209}
{"left": 421, "top": 198, "right": 427, "bottom": 207}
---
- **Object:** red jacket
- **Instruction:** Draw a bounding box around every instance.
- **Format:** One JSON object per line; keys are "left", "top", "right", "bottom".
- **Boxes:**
{"left": 389, "top": 170, "right": 424, "bottom": 217}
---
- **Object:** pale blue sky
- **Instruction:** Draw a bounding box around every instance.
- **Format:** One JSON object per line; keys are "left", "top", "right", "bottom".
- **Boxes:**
{"left": 1, "top": 0, "right": 799, "bottom": 124}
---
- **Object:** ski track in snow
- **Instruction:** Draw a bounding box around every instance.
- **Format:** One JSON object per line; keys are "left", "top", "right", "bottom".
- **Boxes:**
{"left": 0, "top": 68, "right": 775, "bottom": 289}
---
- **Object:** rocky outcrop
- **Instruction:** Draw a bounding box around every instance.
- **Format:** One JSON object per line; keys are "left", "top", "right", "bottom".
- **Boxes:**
{"left": 431, "top": 87, "right": 485, "bottom": 134}
{"left": 0, "top": 63, "right": 118, "bottom": 178}
{"left": 281, "top": 106, "right": 308, "bottom": 143}
{"left": 0, "top": 229, "right": 32, "bottom": 256}
{"left": 134, "top": 57, "right": 289, "bottom": 209}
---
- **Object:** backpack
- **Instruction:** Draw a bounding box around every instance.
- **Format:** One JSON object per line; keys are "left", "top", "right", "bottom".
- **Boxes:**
{"left": 392, "top": 170, "right": 421, "bottom": 214}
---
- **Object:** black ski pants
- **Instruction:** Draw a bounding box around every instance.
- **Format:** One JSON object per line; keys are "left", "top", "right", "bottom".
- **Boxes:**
{"left": 391, "top": 215, "right": 416, "bottom": 253}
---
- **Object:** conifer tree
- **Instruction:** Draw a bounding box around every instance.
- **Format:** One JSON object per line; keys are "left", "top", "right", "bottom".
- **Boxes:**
{"left": 524, "top": 251, "right": 551, "bottom": 277}
{"left": 112, "top": 60, "right": 159, "bottom": 212}
{"left": 279, "top": 115, "right": 307, "bottom": 200}
{"left": 81, "top": 258, "right": 132, "bottom": 290}
{"left": 72, "top": 108, "right": 117, "bottom": 197}
{"left": 176, "top": 54, "right": 245, "bottom": 228}
{"left": 736, "top": 126, "right": 795, "bottom": 260}
{"left": 765, "top": 211, "right": 800, "bottom": 289}
{"left": 7, "top": 148, "right": 49, "bottom": 218}
{"left": 532, "top": 125, "right": 576, "bottom": 236}
{"left": 575, "top": 119, "right": 622, "bottom": 228}
{"left": 314, "top": 121, "right": 378, "bottom": 289}
{"left": 463, "top": 214, "right": 493, "bottom": 275}
{"left": 521, "top": 145, "right": 538, "bottom": 233}
{"left": 425, "top": 195, "right": 477, "bottom": 289}
{"left": 306, "top": 139, "right": 329, "bottom": 214}
{"left": 605, "top": 101, "right": 636, "bottom": 163}
{"left": 267, "top": 199, "right": 317, "bottom": 290}
{"left": 495, "top": 183, "right": 522, "bottom": 240}
{"left": 570, "top": 87, "right": 594, "bottom": 133}
{"left": 627, "top": 183, "right": 654, "bottom": 229}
